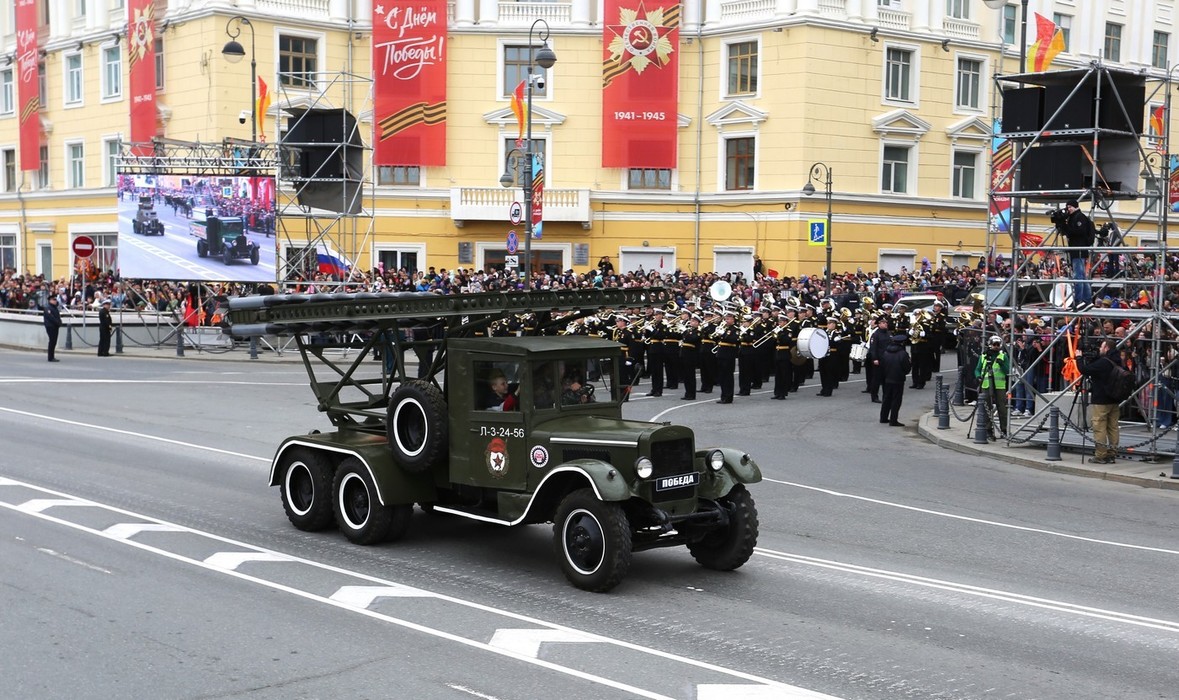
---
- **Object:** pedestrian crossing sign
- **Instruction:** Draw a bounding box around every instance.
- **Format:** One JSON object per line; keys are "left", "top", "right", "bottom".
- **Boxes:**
{"left": 808, "top": 220, "right": 827, "bottom": 246}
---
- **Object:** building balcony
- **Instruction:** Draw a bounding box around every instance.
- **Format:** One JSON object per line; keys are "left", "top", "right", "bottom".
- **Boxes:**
{"left": 818, "top": 0, "right": 847, "bottom": 19}
{"left": 942, "top": 17, "right": 980, "bottom": 40}
{"left": 877, "top": 8, "right": 911, "bottom": 31}
{"left": 257, "top": 0, "right": 331, "bottom": 20}
{"left": 719, "top": 0, "right": 775, "bottom": 23}
{"left": 450, "top": 186, "right": 591, "bottom": 227}
{"left": 495, "top": 2, "right": 572, "bottom": 26}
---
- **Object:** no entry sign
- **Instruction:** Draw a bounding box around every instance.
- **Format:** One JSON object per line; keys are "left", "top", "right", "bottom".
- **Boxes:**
{"left": 72, "top": 235, "right": 95, "bottom": 258}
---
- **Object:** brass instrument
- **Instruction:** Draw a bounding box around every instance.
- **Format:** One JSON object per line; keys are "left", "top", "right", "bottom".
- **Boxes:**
{"left": 751, "top": 327, "right": 778, "bottom": 348}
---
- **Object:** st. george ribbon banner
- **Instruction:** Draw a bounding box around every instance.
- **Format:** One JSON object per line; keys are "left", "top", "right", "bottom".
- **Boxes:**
{"left": 372, "top": 1, "right": 447, "bottom": 166}
{"left": 15, "top": 0, "right": 39, "bottom": 171}
{"left": 601, "top": 0, "right": 681, "bottom": 169}
{"left": 127, "top": 0, "right": 158, "bottom": 154}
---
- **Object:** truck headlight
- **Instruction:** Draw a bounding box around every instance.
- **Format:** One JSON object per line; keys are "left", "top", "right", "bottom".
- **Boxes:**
{"left": 635, "top": 457, "right": 654, "bottom": 479}
{"left": 707, "top": 450, "right": 725, "bottom": 472}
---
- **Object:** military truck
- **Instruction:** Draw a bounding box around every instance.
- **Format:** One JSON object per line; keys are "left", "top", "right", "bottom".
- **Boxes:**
{"left": 228, "top": 288, "right": 761, "bottom": 592}
{"left": 190, "top": 215, "right": 260, "bottom": 265}
{"left": 133, "top": 208, "right": 164, "bottom": 235}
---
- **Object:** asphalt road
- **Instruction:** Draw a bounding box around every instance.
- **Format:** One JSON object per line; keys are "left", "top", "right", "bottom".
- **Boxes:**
{"left": 1, "top": 349, "right": 1177, "bottom": 699}
{"left": 116, "top": 198, "right": 278, "bottom": 283}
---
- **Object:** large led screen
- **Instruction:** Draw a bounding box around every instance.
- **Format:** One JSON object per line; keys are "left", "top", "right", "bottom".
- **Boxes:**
{"left": 117, "top": 173, "right": 277, "bottom": 283}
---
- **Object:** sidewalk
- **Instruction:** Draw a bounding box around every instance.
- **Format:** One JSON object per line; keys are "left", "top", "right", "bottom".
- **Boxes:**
{"left": 917, "top": 411, "right": 1179, "bottom": 492}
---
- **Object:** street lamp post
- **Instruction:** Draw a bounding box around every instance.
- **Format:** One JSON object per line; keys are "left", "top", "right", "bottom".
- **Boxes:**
{"left": 802, "top": 162, "right": 833, "bottom": 294}
{"left": 499, "top": 19, "right": 556, "bottom": 286}
{"left": 222, "top": 16, "right": 257, "bottom": 143}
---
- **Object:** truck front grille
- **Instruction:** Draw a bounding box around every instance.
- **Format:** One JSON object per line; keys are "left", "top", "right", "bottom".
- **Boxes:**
{"left": 649, "top": 438, "right": 695, "bottom": 502}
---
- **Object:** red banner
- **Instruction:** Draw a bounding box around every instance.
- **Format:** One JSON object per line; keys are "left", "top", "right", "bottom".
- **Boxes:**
{"left": 15, "top": 0, "right": 39, "bottom": 171}
{"left": 602, "top": 1, "right": 680, "bottom": 168}
{"left": 127, "top": 0, "right": 158, "bottom": 153}
{"left": 372, "top": 1, "right": 447, "bottom": 166}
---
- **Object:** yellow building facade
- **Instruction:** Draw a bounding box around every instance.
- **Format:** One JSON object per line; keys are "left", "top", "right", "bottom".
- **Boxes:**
{"left": 1, "top": 0, "right": 1173, "bottom": 283}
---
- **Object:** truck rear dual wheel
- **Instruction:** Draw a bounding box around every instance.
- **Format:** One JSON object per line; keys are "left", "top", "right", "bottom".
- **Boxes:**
{"left": 386, "top": 381, "right": 448, "bottom": 474}
{"left": 687, "top": 484, "right": 759, "bottom": 571}
{"left": 278, "top": 448, "right": 336, "bottom": 532}
{"left": 333, "top": 457, "right": 412, "bottom": 545}
{"left": 196, "top": 240, "right": 208, "bottom": 258}
{"left": 553, "top": 488, "right": 632, "bottom": 592}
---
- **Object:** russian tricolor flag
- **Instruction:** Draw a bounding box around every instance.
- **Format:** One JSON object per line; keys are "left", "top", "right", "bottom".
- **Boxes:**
{"left": 316, "top": 244, "right": 352, "bottom": 278}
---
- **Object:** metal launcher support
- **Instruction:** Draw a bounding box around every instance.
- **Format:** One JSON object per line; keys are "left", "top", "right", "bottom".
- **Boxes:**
{"left": 226, "top": 287, "right": 672, "bottom": 427}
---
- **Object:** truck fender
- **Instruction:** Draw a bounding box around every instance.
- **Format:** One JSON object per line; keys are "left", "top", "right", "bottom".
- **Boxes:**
{"left": 270, "top": 438, "right": 435, "bottom": 506}
{"left": 545, "top": 460, "right": 633, "bottom": 502}
{"left": 695, "top": 447, "right": 762, "bottom": 501}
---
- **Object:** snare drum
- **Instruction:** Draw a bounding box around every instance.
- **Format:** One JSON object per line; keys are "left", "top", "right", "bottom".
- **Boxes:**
{"left": 796, "top": 327, "right": 830, "bottom": 360}
{"left": 850, "top": 342, "right": 869, "bottom": 362}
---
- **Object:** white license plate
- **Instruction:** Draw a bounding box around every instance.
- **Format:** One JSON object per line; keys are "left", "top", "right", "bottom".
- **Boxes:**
{"left": 655, "top": 473, "right": 700, "bottom": 491}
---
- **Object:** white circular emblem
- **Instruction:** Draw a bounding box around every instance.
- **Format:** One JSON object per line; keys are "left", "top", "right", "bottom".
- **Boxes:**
{"left": 623, "top": 20, "right": 658, "bottom": 58}
{"left": 530, "top": 445, "right": 550, "bottom": 468}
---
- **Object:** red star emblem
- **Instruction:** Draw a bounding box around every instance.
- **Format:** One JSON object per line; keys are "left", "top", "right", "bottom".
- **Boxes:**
{"left": 606, "top": 2, "right": 676, "bottom": 75}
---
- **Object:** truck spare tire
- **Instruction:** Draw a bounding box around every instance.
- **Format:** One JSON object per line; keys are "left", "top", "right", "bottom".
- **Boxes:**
{"left": 386, "top": 380, "right": 448, "bottom": 473}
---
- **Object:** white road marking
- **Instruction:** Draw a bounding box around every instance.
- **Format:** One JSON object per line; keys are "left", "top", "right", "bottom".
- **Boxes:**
{"left": 36, "top": 547, "right": 112, "bottom": 575}
{"left": 17, "top": 498, "right": 97, "bottom": 513}
{"left": 697, "top": 685, "right": 843, "bottom": 700}
{"left": 0, "top": 476, "right": 839, "bottom": 700}
{"left": 0, "top": 379, "right": 305, "bottom": 385}
{"left": 488, "top": 628, "right": 601, "bottom": 657}
{"left": 329, "top": 584, "right": 434, "bottom": 605}
{"left": 446, "top": 685, "right": 507, "bottom": 700}
{"left": 204, "top": 551, "right": 294, "bottom": 570}
{"left": 754, "top": 547, "right": 1179, "bottom": 634}
{"left": 104, "top": 523, "right": 187, "bottom": 539}
{"left": 763, "top": 477, "right": 1179, "bottom": 556}
{"left": 0, "top": 406, "right": 269, "bottom": 462}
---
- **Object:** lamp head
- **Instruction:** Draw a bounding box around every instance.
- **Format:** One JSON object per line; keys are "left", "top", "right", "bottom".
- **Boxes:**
{"left": 222, "top": 39, "right": 246, "bottom": 63}
{"left": 802, "top": 182, "right": 816, "bottom": 197}
{"left": 982, "top": 0, "right": 1007, "bottom": 8}
{"left": 499, "top": 170, "right": 514, "bottom": 188}
{"left": 535, "top": 42, "right": 557, "bottom": 69}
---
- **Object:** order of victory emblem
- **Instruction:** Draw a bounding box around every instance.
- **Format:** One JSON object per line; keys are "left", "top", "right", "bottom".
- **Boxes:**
{"left": 486, "top": 437, "right": 509, "bottom": 478}
{"left": 606, "top": 2, "right": 676, "bottom": 75}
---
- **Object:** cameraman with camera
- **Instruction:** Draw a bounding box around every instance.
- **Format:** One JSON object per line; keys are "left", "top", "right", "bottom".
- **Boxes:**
{"left": 1052, "top": 199, "right": 1095, "bottom": 309}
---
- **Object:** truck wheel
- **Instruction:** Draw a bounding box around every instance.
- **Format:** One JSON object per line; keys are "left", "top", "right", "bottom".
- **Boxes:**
{"left": 386, "top": 380, "right": 448, "bottom": 474}
{"left": 197, "top": 239, "right": 207, "bottom": 258}
{"left": 687, "top": 484, "right": 759, "bottom": 571}
{"left": 250, "top": 247, "right": 260, "bottom": 265}
{"left": 278, "top": 448, "right": 336, "bottom": 531}
{"left": 553, "top": 488, "right": 632, "bottom": 592}
{"left": 223, "top": 248, "right": 233, "bottom": 265}
{"left": 332, "top": 457, "right": 411, "bottom": 544}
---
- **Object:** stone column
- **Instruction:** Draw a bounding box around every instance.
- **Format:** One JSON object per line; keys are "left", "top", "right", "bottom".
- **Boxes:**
{"left": 452, "top": 0, "right": 475, "bottom": 27}
{"left": 571, "top": 0, "right": 591, "bottom": 26}
{"left": 477, "top": 0, "right": 498, "bottom": 26}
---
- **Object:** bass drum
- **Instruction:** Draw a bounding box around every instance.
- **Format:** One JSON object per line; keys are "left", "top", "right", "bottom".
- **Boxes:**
{"left": 796, "top": 327, "right": 830, "bottom": 360}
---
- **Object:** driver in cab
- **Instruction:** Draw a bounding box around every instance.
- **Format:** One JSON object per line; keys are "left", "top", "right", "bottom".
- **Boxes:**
{"left": 561, "top": 365, "right": 595, "bottom": 405}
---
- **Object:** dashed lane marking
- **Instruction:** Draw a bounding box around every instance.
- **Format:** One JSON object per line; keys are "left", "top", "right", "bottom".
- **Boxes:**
{"left": 0, "top": 476, "right": 839, "bottom": 700}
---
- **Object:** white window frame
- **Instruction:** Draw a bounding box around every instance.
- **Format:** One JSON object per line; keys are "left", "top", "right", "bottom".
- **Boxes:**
{"left": 65, "top": 140, "right": 86, "bottom": 189}
{"left": 37, "top": 144, "right": 50, "bottom": 190}
{"left": 102, "top": 135, "right": 121, "bottom": 188}
{"left": 0, "top": 68, "right": 13, "bottom": 116}
{"left": 1104, "top": 22, "right": 1123, "bottom": 63}
{"left": 497, "top": 134, "right": 553, "bottom": 185}
{"left": 880, "top": 141, "right": 915, "bottom": 195}
{"left": 1002, "top": 4, "right": 1017, "bottom": 45}
{"left": 953, "top": 54, "right": 986, "bottom": 114}
{"left": 622, "top": 167, "right": 679, "bottom": 192}
{"left": 945, "top": 0, "right": 970, "bottom": 20}
{"left": 495, "top": 37, "right": 558, "bottom": 103}
{"left": 882, "top": 42, "right": 920, "bottom": 107}
{"left": 375, "top": 165, "right": 425, "bottom": 188}
{"left": 100, "top": 43, "right": 122, "bottom": 102}
{"left": 36, "top": 240, "right": 53, "bottom": 277}
{"left": 155, "top": 36, "right": 165, "bottom": 92}
{"left": 1, "top": 146, "right": 16, "bottom": 192}
{"left": 274, "top": 26, "right": 326, "bottom": 95}
{"left": 1153, "top": 31, "right": 1170, "bottom": 71}
{"left": 950, "top": 148, "right": 982, "bottom": 200}
{"left": 1052, "top": 13, "right": 1071, "bottom": 52}
{"left": 63, "top": 50, "right": 83, "bottom": 107}
{"left": 721, "top": 35, "right": 761, "bottom": 101}
{"left": 0, "top": 224, "right": 22, "bottom": 273}
{"left": 718, "top": 131, "right": 759, "bottom": 193}
{"left": 373, "top": 243, "right": 427, "bottom": 276}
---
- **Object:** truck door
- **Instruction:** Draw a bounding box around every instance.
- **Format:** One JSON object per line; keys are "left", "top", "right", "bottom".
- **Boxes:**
{"left": 461, "top": 358, "right": 528, "bottom": 491}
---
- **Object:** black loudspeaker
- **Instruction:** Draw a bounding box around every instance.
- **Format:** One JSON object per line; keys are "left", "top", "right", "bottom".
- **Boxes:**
{"left": 282, "top": 108, "right": 364, "bottom": 214}
{"left": 1044, "top": 83, "right": 1094, "bottom": 130}
{"left": 1001, "top": 88, "right": 1043, "bottom": 132}
{"left": 1098, "top": 80, "right": 1145, "bottom": 134}
{"left": 1020, "top": 144, "right": 1084, "bottom": 191}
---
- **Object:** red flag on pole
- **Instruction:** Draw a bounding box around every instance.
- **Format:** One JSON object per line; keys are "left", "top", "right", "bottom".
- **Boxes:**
{"left": 510, "top": 80, "right": 526, "bottom": 148}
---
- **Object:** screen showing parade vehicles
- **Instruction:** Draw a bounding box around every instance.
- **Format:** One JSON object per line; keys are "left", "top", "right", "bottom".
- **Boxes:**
{"left": 191, "top": 215, "right": 260, "bottom": 266}
{"left": 116, "top": 172, "right": 276, "bottom": 282}
{"left": 227, "top": 287, "right": 761, "bottom": 592}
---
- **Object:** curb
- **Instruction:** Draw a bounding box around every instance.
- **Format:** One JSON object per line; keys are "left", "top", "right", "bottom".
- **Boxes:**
{"left": 917, "top": 413, "right": 1179, "bottom": 492}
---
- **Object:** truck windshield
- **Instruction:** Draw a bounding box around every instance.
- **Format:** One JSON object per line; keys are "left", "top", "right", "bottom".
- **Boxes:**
{"left": 556, "top": 357, "right": 617, "bottom": 406}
